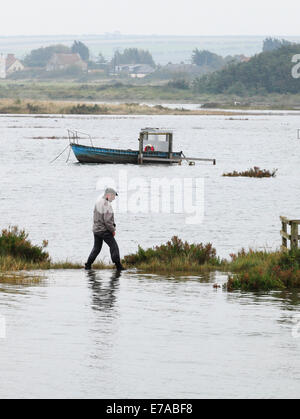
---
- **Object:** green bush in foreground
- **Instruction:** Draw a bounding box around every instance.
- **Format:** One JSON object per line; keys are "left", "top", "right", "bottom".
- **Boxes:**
{"left": 124, "top": 236, "right": 220, "bottom": 267}
{"left": 0, "top": 226, "right": 49, "bottom": 263}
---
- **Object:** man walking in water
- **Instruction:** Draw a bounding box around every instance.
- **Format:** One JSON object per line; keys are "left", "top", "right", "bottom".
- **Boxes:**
{"left": 85, "top": 187, "right": 124, "bottom": 271}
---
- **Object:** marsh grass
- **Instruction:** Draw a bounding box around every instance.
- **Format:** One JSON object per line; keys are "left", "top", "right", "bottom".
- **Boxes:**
{"left": 1, "top": 80, "right": 300, "bottom": 109}
{"left": 226, "top": 248, "right": 300, "bottom": 291}
{"left": 123, "top": 237, "right": 300, "bottom": 291}
{"left": 0, "top": 255, "right": 112, "bottom": 272}
{"left": 0, "top": 98, "right": 256, "bottom": 116}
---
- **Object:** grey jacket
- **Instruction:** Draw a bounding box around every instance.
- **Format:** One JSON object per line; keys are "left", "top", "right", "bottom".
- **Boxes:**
{"left": 93, "top": 196, "right": 116, "bottom": 234}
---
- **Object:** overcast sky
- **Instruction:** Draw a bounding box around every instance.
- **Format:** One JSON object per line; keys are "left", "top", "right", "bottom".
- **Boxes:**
{"left": 2, "top": 0, "right": 299, "bottom": 36}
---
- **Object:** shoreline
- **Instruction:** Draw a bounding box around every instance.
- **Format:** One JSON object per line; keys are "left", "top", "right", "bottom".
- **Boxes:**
{"left": 1, "top": 246, "right": 300, "bottom": 292}
{"left": 1, "top": 80, "right": 300, "bottom": 111}
{"left": 0, "top": 99, "right": 299, "bottom": 116}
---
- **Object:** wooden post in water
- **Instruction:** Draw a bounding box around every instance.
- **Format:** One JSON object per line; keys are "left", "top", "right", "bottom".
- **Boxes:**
{"left": 138, "top": 133, "right": 144, "bottom": 165}
{"left": 281, "top": 217, "right": 288, "bottom": 250}
{"left": 168, "top": 133, "right": 173, "bottom": 161}
{"left": 280, "top": 216, "right": 300, "bottom": 251}
{"left": 291, "top": 222, "right": 299, "bottom": 250}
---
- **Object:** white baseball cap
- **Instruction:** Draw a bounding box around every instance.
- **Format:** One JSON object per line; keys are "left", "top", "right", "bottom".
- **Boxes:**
{"left": 105, "top": 187, "right": 118, "bottom": 196}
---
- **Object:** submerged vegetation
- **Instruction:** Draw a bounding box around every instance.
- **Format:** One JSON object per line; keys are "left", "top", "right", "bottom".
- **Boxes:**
{"left": 223, "top": 167, "right": 277, "bottom": 178}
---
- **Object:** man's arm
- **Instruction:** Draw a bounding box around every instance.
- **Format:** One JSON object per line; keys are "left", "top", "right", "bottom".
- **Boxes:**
{"left": 103, "top": 209, "right": 116, "bottom": 233}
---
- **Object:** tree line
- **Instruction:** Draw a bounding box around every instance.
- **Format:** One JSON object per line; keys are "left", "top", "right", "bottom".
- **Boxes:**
{"left": 192, "top": 43, "right": 300, "bottom": 95}
{"left": 23, "top": 43, "right": 156, "bottom": 69}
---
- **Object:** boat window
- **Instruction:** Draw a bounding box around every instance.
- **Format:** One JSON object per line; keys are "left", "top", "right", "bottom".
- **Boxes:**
{"left": 148, "top": 134, "right": 167, "bottom": 142}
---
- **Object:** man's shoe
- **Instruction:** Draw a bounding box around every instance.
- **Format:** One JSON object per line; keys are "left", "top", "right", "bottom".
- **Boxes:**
{"left": 115, "top": 263, "right": 125, "bottom": 271}
{"left": 85, "top": 263, "right": 92, "bottom": 270}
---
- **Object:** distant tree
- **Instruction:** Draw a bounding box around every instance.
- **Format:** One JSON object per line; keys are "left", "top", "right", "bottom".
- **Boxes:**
{"left": 263, "top": 37, "right": 292, "bottom": 52}
{"left": 72, "top": 41, "right": 90, "bottom": 62}
{"left": 167, "top": 78, "right": 190, "bottom": 89}
{"left": 192, "top": 43, "right": 300, "bottom": 95}
{"left": 23, "top": 44, "right": 71, "bottom": 67}
{"left": 112, "top": 48, "right": 155, "bottom": 67}
{"left": 192, "top": 49, "right": 224, "bottom": 70}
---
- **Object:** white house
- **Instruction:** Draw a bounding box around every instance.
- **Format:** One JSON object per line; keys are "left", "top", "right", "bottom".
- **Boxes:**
{"left": 6, "top": 54, "right": 24, "bottom": 74}
{"left": 0, "top": 54, "right": 24, "bottom": 78}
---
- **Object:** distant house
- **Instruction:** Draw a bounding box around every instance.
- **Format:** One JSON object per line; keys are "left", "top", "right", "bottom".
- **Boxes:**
{"left": 0, "top": 54, "right": 5, "bottom": 78}
{"left": 46, "top": 53, "right": 87, "bottom": 72}
{"left": 0, "top": 54, "right": 24, "bottom": 78}
{"left": 6, "top": 54, "right": 24, "bottom": 74}
{"left": 114, "top": 64, "right": 155, "bottom": 78}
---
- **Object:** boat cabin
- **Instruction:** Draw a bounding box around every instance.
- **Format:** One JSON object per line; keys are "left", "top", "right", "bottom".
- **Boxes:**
{"left": 139, "top": 127, "right": 174, "bottom": 156}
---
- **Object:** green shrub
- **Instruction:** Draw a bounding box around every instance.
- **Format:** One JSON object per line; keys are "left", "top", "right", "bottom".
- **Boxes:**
{"left": 167, "top": 79, "right": 190, "bottom": 90}
{"left": 278, "top": 249, "right": 300, "bottom": 270}
{"left": 223, "top": 167, "right": 277, "bottom": 178}
{"left": 124, "top": 236, "right": 220, "bottom": 266}
{"left": 227, "top": 248, "right": 300, "bottom": 291}
{"left": 0, "top": 226, "right": 49, "bottom": 263}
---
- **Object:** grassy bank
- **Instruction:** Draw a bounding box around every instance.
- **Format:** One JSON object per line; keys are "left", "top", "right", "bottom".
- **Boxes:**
{"left": 1, "top": 80, "right": 300, "bottom": 110}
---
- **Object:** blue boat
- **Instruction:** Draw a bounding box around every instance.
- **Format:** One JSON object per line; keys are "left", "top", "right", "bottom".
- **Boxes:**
{"left": 68, "top": 128, "right": 216, "bottom": 165}
{"left": 70, "top": 143, "right": 183, "bottom": 164}
{"left": 68, "top": 128, "right": 183, "bottom": 164}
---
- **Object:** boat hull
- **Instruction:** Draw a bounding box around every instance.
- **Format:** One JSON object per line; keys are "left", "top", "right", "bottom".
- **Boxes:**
{"left": 70, "top": 143, "right": 182, "bottom": 164}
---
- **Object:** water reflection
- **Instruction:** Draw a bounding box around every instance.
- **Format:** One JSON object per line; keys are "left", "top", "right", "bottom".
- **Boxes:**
{"left": 86, "top": 269, "right": 120, "bottom": 312}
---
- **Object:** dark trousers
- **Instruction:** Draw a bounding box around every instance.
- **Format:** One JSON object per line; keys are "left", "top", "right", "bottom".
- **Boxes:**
{"left": 87, "top": 231, "right": 120, "bottom": 266}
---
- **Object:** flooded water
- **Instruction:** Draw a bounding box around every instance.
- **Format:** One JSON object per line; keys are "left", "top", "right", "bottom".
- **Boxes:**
{"left": 1, "top": 112, "right": 300, "bottom": 261}
{"left": 1, "top": 270, "right": 300, "bottom": 399}
{"left": 1, "top": 112, "right": 300, "bottom": 398}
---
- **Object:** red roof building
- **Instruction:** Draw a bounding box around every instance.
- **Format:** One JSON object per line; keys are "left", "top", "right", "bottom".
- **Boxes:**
{"left": 46, "top": 53, "right": 87, "bottom": 71}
